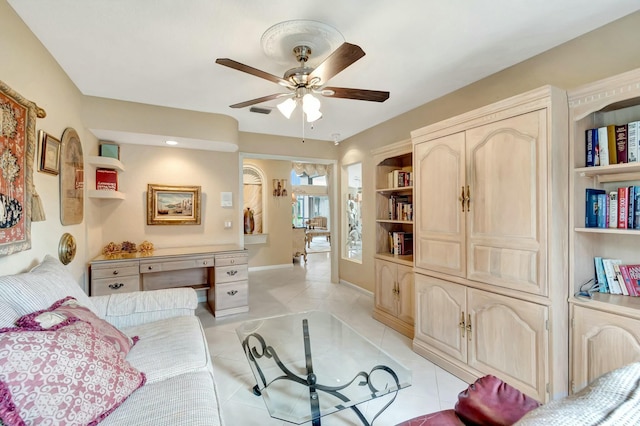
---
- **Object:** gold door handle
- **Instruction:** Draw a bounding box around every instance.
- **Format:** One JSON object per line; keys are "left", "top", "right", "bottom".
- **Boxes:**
{"left": 466, "top": 313, "right": 472, "bottom": 341}
{"left": 459, "top": 186, "right": 465, "bottom": 212}
{"left": 465, "top": 185, "right": 470, "bottom": 212}
{"left": 459, "top": 311, "right": 466, "bottom": 338}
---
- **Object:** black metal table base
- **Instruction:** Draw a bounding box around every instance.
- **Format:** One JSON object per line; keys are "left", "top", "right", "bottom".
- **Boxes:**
{"left": 241, "top": 318, "right": 401, "bottom": 426}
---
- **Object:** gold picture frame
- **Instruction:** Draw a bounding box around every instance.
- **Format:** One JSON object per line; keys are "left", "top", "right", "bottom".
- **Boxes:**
{"left": 147, "top": 184, "right": 201, "bottom": 225}
{"left": 37, "top": 130, "right": 61, "bottom": 175}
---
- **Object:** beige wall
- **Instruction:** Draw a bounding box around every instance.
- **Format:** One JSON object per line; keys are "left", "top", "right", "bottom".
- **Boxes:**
{"left": 91, "top": 143, "right": 240, "bottom": 251}
{"left": 338, "top": 11, "right": 640, "bottom": 292}
{"left": 241, "top": 158, "right": 294, "bottom": 268}
{"left": 0, "top": 0, "right": 99, "bottom": 289}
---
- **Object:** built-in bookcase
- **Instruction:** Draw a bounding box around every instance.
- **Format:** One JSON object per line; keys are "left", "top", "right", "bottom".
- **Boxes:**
{"left": 568, "top": 67, "right": 640, "bottom": 393}
{"left": 371, "top": 139, "right": 414, "bottom": 338}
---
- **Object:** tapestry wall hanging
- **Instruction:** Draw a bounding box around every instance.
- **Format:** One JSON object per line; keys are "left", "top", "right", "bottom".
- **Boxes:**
{"left": 0, "top": 80, "right": 45, "bottom": 256}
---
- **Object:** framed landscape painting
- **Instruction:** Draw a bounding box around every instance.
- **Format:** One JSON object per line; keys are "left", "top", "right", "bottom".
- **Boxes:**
{"left": 147, "top": 184, "right": 201, "bottom": 225}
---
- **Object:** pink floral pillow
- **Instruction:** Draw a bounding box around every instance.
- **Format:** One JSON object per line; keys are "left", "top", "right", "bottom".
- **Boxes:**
{"left": 16, "top": 297, "right": 137, "bottom": 356}
{"left": 0, "top": 319, "right": 145, "bottom": 425}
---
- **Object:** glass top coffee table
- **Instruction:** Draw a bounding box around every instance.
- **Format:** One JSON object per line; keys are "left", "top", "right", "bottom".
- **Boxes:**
{"left": 236, "top": 311, "right": 411, "bottom": 425}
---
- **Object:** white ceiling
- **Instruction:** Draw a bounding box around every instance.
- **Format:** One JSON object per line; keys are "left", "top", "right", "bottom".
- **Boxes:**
{"left": 8, "top": 0, "right": 640, "bottom": 144}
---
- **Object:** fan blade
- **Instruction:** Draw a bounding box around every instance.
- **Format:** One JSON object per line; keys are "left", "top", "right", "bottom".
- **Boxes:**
{"left": 229, "top": 93, "right": 290, "bottom": 109}
{"left": 308, "top": 43, "right": 365, "bottom": 85}
{"left": 322, "top": 87, "right": 389, "bottom": 102}
{"left": 216, "top": 58, "right": 292, "bottom": 87}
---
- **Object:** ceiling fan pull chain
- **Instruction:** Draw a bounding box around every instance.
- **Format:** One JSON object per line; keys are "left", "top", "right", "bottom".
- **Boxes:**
{"left": 301, "top": 107, "right": 305, "bottom": 143}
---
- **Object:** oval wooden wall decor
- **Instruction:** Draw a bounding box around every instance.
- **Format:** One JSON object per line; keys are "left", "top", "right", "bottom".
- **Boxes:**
{"left": 59, "top": 127, "right": 84, "bottom": 225}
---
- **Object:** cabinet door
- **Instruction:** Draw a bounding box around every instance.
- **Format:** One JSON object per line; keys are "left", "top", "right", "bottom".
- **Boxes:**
{"left": 572, "top": 305, "right": 640, "bottom": 393}
{"left": 467, "top": 288, "right": 548, "bottom": 402}
{"left": 415, "top": 274, "right": 466, "bottom": 363}
{"left": 396, "top": 264, "right": 414, "bottom": 325}
{"left": 465, "top": 110, "right": 547, "bottom": 295}
{"left": 375, "top": 259, "right": 397, "bottom": 316}
{"left": 414, "top": 132, "right": 466, "bottom": 277}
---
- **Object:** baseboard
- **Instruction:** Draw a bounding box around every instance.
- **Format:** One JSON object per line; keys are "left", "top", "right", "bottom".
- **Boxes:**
{"left": 248, "top": 263, "right": 292, "bottom": 272}
{"left": 339, "top": 279, "right": 373, "bottom": 297}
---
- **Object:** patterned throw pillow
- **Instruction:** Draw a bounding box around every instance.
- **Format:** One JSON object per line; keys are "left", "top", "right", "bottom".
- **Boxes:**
{"left": 0, "top": 319, "right": 145, "bottom": 425}
{"left": 16, "top": 297, "right": 137, "bottom": 356}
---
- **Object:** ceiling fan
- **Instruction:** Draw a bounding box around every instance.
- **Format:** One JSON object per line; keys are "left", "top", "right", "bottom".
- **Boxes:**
{"left": 215, "top": 42, "right": 390, "bottom": 121}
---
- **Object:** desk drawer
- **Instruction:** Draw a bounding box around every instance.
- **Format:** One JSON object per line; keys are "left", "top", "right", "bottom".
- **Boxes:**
{"left": 91, "top": 276, "right": 140, "bottom": 296}
{"left": 91, "top": 263, "right": 139, "bottom": 279}
{"left": 215, "top": 281, "right": 248, "bottom": 310}
{"left": 215, "top": 253, "right": 248, "bottom": 267}
{"left": 215, "top": 264, "right": 248, "bottom": 283}
{"left": 140, "top": 256, "right": 215, "bottom": 273}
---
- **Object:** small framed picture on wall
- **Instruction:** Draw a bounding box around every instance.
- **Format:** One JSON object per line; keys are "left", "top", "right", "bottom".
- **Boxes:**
{"left": 37, "top": 130, "right": 61, "bottom": 175}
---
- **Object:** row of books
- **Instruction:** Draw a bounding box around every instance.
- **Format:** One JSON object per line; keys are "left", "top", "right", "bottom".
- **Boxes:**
{"left": 387, "top": 168, "right": 413, "bottom": 188}
{"left": 585, "top": 186, "right": 640, "bottom": 229}
{"left": 389, "top": 231, "right": 413, "bottom": 256}
{"left": 96, "top": 168, "right": 118, "bottom": 191}
{"left": 594, "top": 257, "right": 640, "bottom": 296}
{"left": 585, "top": 122, "right": 639, "bottom": 167}
{"left": 388, "top": 195, "right": 413, "bottom": 221}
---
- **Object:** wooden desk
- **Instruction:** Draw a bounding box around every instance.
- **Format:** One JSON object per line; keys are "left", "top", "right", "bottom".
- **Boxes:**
{"left": 305, "top": 229, "right": 331, "bottom": 248}
{"left": 89, "top": 244, "right": 248, "bottom": 317}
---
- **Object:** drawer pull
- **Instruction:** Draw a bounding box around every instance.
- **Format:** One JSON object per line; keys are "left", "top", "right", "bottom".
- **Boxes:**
{"left": 230, "top": 260, "right": 235, "bottom": 264}
{"left": 112, "top": 270, "right": 119, "bottom": 275}
{"left": 148, "top": 266, "right": 153, "bottom": 270}
{"left": 227, "top": 290, "right": 238, "bottom": 296}
{"left": 202, "top": 261, "right": 208, "bottom": 265}
{"left": 108, "top": 283, "right": 124, "bottom": 290}
{"left": 227, "top": 270, "right": 238, "bottom": 276}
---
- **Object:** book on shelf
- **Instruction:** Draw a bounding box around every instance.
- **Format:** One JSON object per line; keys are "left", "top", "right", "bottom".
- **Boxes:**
{"left": 389, "top": 231, "right": 413, "bottom": 256}
{"left": 594, "top": 256, "right": 608, "bottom": 293}
{"left": 597, "top": 126, "right": 610, "bottom": 166}
{"left": 615, "top": 124, "right": 628, "bottom": 163}
{"left": 387, "top": 168, "right": 413, "bottom": 189}
{"left": 585, "top": 188, "right": 606, "bottom": 228}
{"left": 635, "top": 188, "right": 640, "bottom": 230}
{"left": 608, "top": 191, "right": 618, "bottom": 229}
{"left": 585, "top": 128, "right": 596, "bottom": 167}
{"left": 597, "top": 193, "right": 608, "bottom": 228}
{"left": 613, "top": 263, "right": 629, "bottom": 296}
{"left": 619, "top": 264, "right": 640, "bottom": 297}
{"left": 388, "top": 195, "right": 412, "bottom": 221}
{"left": 95, "top": 168, "right": 118, "bottom": 191}
{"left": 607, "top": 124, "right": 617, "bottom": 164}
{"left": 629, "top": 186, "right": 636, "bottom": 229}
{"left": 602, "top": 258, "right": 623, "bottom": 294}
{"left": 628, "top": 121, "right": 639, "bottom": 163}
{"left": 618, "top": 187, "right": 629, "bottom": 229}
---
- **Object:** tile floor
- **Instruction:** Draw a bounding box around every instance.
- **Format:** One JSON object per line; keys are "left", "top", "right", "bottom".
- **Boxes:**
{"left": 196, "top": 252, "right": 467, "bottom": 425}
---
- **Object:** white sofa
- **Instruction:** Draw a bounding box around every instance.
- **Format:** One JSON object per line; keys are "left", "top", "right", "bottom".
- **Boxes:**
{"left": 0, "top": 255, "right": 224, "bottom": 425}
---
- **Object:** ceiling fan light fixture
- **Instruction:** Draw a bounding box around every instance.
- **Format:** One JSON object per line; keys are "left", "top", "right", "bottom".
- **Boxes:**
{"left": 305, "top": 109, "right": 322, "bottom": 123}
{"left": 277, "top": 97, "right": 297, "bottom": 119}
{"left": 302, "top": 93, "right": 321, "bottom": 114}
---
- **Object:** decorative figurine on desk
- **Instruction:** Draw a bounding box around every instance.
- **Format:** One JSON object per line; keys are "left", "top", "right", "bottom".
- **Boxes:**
{"left": 244, "top": 207, "right": 255, "bottom": 234}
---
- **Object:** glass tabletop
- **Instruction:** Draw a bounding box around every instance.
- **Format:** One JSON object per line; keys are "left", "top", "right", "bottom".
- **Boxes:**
{"left": 235, "top": 311, "right": 412, "bottom": 425}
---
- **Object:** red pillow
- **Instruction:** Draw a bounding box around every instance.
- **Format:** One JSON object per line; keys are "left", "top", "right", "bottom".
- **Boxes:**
{"left": 0, "top": 319, "right": 145, "bottom": 425}
{"left": 455, "top": 375, "right": 540, "bottom": 426}
{"left": 16, "top": 297, "right": 137, "bottom": 356}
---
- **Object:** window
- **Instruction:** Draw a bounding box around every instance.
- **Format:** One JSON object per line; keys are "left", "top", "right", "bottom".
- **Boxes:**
{"left": 344, "top": 163, "right": 362, "bottom": 262}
